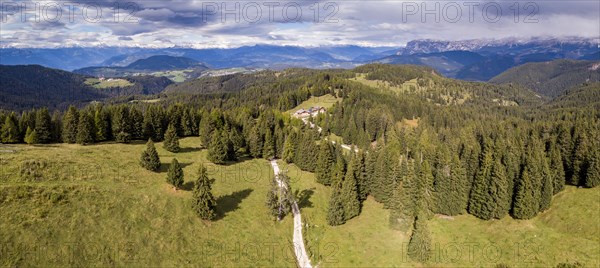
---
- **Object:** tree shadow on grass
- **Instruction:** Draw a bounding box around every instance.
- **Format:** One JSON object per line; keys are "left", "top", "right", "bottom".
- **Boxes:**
{"left": 215, "top": 156, "right": 256, "bottom": 167}
{"left": 295, "top": 188, "right": 315, "bottom": 209}
{"left": 215, "top": 188, "right": 253, "bottom": 220}
{"left": 179, "top": 147, "right": 201, "bottom": 153}
{"left": 181, "top": 181, "right": 195, "bottom": 191}
{"left": 181, "top": 178, "right": 216, "bottom": 191}
{"left": 159, "top": 161, "right": 193, "bottom": 173}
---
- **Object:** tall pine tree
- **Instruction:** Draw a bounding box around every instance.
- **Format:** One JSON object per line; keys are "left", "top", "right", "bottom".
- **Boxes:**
{"left": 167, "top": 158, "right": 184, "bottom": 189}
{"left": 316, "top": 142, "right": 334, "bottom": 185}
{"left": 163, "top": 123, "right": 180, "bottom": 153}
{"left": 62, "top": 106, "right": 79, "bottom": 144}
{"left": 140, "top": 139, "right": 161, "bottom": 172}
{"left": 326, "top": 182, "right": 346, "bottom": 226}
{"left": 192, "top": 164, "right": 217, "bottom": 220}
{"left": 1, "top": 113, "right": 20, "bottom": 143}
{"left": 34, "top": 108, "right": 52, "bottom": 143}
{"left": 341, "top": 154, "right": 361, "bottom": 220}
{"left": 76, "top": 112, "right": 95, "bottom": 145}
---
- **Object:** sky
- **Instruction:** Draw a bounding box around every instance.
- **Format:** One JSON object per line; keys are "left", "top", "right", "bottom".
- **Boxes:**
{"left": 1, "top": 0, "right": 599, "bottom": 48}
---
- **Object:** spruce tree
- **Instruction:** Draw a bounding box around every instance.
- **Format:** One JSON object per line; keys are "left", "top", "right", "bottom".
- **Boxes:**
{"left": 1, "top": 113, "right": 20, "bottom": 143}
{"left": 326, "top": 183, "right": 346, "bottom": 226}
{"left": 282, "top": 134, "right": 296, "bottom": 163}
{"left": 140, "top": 139, "right": 161, "bottom": 172}
{"left": 163, "top": 123, "right": 180, "bottom": 153}
{"left": 19, "top": 111, "right": 35, "bottom": 139}
{"left": 468, "top": 138, "right": 494, "bottom": 219}
{"left": 272, "top": 172, "right": 293, "bottom": 220}
{"left": 539, "top": 156, "right": 553, "bottom": 212}
{"left": 50, "top": 111, "right": 62, "bottom": 143}
{"left": 341, "top": 154, "right": 361, "bottom": 220}
{"left": 113, "top": 106, "right": 131, "bottom": 143}
{"left": 192, "top": 164, "right": 217, "bottom": 220}
{"left": 266, "top": 178, "right": 280, "bottom": 218}
{"left": 262, "top": 129, "right": 275, "bottom": 160}
{"left": 513, "top": 138, "right": 543, "bottom": 219}
{"left": 207, "top": 130, "right": 228, "bottom": 164}
{"left": 489, "top": 156, "right": 510, "bottom": 219}
{"left": 549, "top": 145, "right": 566, "bottom": 194}
{"left": 584, "top": 148, "right": 600, "bottom": 188}
{"left": 34, "top": 108, "right": 52, "bottom": 143}
{"left": 24, "top": 127, "right": 38, "bottom": 145}
{"left": 221, "top": 129, "right": 235, "bottom": 161}
{"left": 417, "top": 160, "right": 435, "bottom": 218}
{"left": 94, "top": 107, "right": 110, "bottom": 142}
{"left": 62, "top": 106, "right": 79, "bottom": 144}
{"left": 181, "top": 109, "right": 194, "bottom": 137}
{"left": 571, "top": 133, "right": 589, "bottom": 186}
{"left": 354, "top": 150, "right": 368, "bottom": 201}
{"left": 130, "top": 107, "right": 144, "bottom": 140}
{"left": 228, "top": 126, "right": 244, "bottom": 158}
{"left": 316, "top": 142, "right": 334, "bottom": 185}
{"left": 407, "top": 215, "right": 432, "bottom": 263}
{"left": 248, "top": 125, "right": 263, "bottom": 158}
{"left": 76, "top": 112, "right": 94, "bottom": 145}
{"left": 167, "top": 158, "right": 184, "bottom": 189}
{"left": 435, "top": 153, "right": 468, "bottom": 216}
{"left": 389, "top": 160, "right": 418, "bottom": 231}
{"left": 198, "top": 111, "right": 214, "bottom": 148}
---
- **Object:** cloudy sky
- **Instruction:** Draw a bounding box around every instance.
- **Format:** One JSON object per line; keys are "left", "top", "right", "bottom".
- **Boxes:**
{"left": 1, "top": 0, "right": 599, "bottom": 48}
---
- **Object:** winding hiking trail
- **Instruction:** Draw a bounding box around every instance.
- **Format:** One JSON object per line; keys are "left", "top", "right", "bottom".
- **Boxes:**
{"left": 270, "top": 160, "right": 313, "bottom": 268}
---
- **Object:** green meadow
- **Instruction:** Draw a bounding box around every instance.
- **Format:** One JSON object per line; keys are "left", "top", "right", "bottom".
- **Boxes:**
{"left": 0, "top": 137, "right": 597, "bottom": 267}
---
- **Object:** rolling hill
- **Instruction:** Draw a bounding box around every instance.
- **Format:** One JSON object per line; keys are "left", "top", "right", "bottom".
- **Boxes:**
{"left": 490, "top": 59, "right": 600, "bottom": 97}
{"left": 0, "top": 65, "right": 174, "bottom": 110}
{"left": 0, "top": 65, "right": 102, "bottom": 110}
{"left": 74, "top": 55, "right": 209, "bottom": 78}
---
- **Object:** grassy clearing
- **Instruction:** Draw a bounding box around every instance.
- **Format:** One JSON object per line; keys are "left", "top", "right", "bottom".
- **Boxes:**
{"left": 350, "top": 74, "right": 471, "bottom": 105}
{"left": 85, "top": 78, "right": 134, "bottom": 89}
{"left": 129, "top": 99, "right": 162, "bottom": 104}
{"left": 429, "top": 186, "right": 599, "bottom": 267}
{"left": 286, "top": 94, "right": 342, "bottom": 114}
{"left": 0, "top": 137, "right": 296, "bottom": 267}
{"left": 349, "top": 74, "right": 413, "bottom": 94}
{"left": 151, "top": 70, "right": 194, "bottom": 83}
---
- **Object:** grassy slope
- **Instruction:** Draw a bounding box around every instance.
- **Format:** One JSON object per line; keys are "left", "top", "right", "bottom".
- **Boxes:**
{"left": 0, "top": 139, "right": 598, "bottom": 267}
{"left": 85, "top": 78, "right": 134, "bottom": 89}
{"left": 285, "top": 94, "right": 342, "bottom": 114}
{"left": 0, "top": 137, "right": 295, "bottom": 267}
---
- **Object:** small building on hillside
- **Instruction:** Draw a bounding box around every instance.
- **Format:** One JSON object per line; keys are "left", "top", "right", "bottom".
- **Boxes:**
{"left": 293, "top": 106, "right": 326, "bottom": 119}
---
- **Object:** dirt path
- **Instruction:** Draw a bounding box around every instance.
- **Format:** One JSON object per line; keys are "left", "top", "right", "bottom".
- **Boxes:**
{"left": 270, "top": 160, "right": 312, "bottom": 268}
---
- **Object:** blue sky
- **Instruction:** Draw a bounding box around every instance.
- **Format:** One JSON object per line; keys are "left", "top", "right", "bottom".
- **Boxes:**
{"left": 1, "top": 0, "right": 599, "bottom": 48}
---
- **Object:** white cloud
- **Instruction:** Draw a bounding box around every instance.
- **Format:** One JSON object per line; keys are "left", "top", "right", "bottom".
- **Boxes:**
{"left": 0, "top": 0, "right": 598, "bottom": 47}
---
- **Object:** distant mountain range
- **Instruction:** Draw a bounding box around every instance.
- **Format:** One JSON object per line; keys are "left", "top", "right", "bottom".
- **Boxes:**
{"left": 377, "top": 37, "right": 599, "bottom": 80}
{"left": 0, "top": 45, "right": 396, "bottom": 71}
{"left": 1, "top": 37, "right": 598, "bottom": 82}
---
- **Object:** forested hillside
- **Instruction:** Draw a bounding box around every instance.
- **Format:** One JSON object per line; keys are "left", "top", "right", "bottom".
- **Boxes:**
{"left": 0, "top": 65, "right": 102, "bottom": 110}
{"left": 490, "top": 59, "right": 600, "bottom": 97}
{"left": 0, "top": 65, "right": 174, "bottom": 110}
